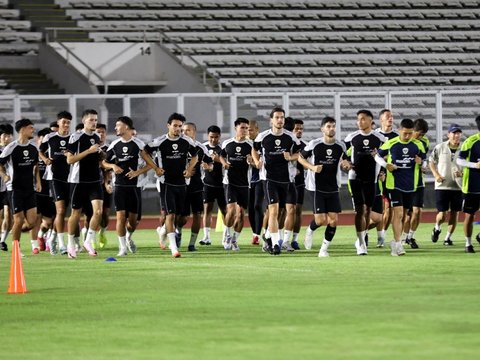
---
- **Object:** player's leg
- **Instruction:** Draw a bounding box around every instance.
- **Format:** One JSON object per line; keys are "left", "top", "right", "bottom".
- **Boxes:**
{"left": 125, "top": 187, "right": 141, "bottom": 253}
{"left": 187, "top": 191, "right": 203, "bottom": 252}
{"left": 462, "top": 193, "right": 478, "bottom": 253}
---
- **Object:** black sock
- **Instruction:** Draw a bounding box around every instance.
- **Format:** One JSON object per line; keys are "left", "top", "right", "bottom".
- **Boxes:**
{"left": 324, "top": 225, "right": 336, "bottom": 242}
{"left": 309, "top": 220, "right": 320, "bottom": 231}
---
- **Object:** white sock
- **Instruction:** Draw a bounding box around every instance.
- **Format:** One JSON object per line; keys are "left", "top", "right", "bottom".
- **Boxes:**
{"left": 292, "top": 232, "right": 299, "bottom": 242}
{"left": 37, "top": 229, "right": 45, "bottom": 239}
{"left": 279, "top": 228, "right": 284, "bottom": 242}
{"left": 377, "top": 230, "right": 385, "bottom": 240}
{"left": 321, "top": 239, "right": 330, "bottom": 250}
{"left": 465, "top": 237, "right": 472, "bottom": 246}
{"left": 226, "top": 226, "right": 233, "bottom": 237}
{"left": 189, "top": 233, "right": 198, "bottom": 246}
{"left": 85, "top": 229, "right": 96, "bottom": 244}
{"left": 233, "top": 231, "right": 241, "bottom": 242}
{"left": 265, "top": 228, "right": 271, "bottom": 239}
{"left": 67, "top": 234, "right": 75, "bottom": 248}
{"left": 435, "top": 223, "right": 441, "bottom": 231}
{"left": 126, "top": 230, "right": 132, "bottom": 241}
{"left": 271, "top": 231, "right": 280, "bottom": 246}
{"left": 0, "top": 230, "right": 7, "bottom": 243}
{"left": 49, "top": 230, "right": 57, "bottom": 243}
{"left": 284, "top": 230, "right": 293, "bottom": 244}
{"left": 203, "top": 227, "right": 210, "bottom": 239}
{"left": 118, "top": 236, "right": 126, "bottom": 250}
{"left": 74, "top": 236, "right": 81, "bottom": 246}
{"left": 356, "top": 231, "right": 365, "bottom": 246}
{"left": 58, "top": 233, "right": 65, "bottom": 249}
{"left": 408, "top": 230, "right": 415, "bottom": 239}
{"left": 445, "top": 232, "right": 452, "bottom": 241}
{"left": 401, "top": 232, "right": 408, "bottom": 241}
{"left": 168, "top": 232, "right": 178, "bottom": 253}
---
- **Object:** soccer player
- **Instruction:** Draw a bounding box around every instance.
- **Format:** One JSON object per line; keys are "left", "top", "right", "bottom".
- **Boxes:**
{"left": 252, "top": 107, "right": 301, "bottom": 255}
{"left": 291, "top": 119, "right": 306, "bottom": 250}
{"left": 375, "top": 118, "right": 426, "bottom": 256}
{"left": 200, "top": 125, "right": 227, "bottom": 246}
{"left": 220, "top": 117, "right": 253, "bottom": 251}
{"left": 40, "top": 110, "right": 72, "bottom": 255}
{"left": 177, "top": 122, "right": 213, "bottom": 252}
{"left": 96, "top": 123, "right": 112, "bottom": 249}
{"left": 429, "top": 124, "right": 463, "bottom": 246}
{"left": 456, "top": 116, "right": 480, "bottom": 253}
{"left": 103, "top": 116, "right": 156, "bottom": 256}
{"left": 65, "top": 109, "right": 104, "bottom": 258}
{"left": 403, "top": 118, "right": 429, "bottom": 248}
{"left": 344, "top": 110, "right": 385, "bottom": 255}
{"left": 0, "top": 123, "right": 13, "bottom": 251}
{"left": 0, "top": 119, "right": 40, "bottom": 253}
{"left": 145, "top": 113, "right": 198, "bottom": 258}
{"left": 299, "top": 116, "right": 350, "bottom": 257}
{"left": 247, "top": 120, "right": 263, "bottom": 245}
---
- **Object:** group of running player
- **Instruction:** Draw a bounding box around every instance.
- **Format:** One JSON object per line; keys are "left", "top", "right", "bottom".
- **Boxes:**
{"left": 0, "top": 106, "right": 479, "bottom": 258}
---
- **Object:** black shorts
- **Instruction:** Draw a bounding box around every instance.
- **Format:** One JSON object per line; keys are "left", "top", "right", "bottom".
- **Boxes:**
{"left": 296, "top": 185, "right": 305, "bottom": 205}
{"left": 70, "top": 182, "right": 104, "bottom": 210}
{"left": 462, "top": 193, "right": 480, "bottom": 215}
{"left": 387, "top": 189, "right": 413, "bottom": 210}
{"left": 349, "top": 179, "right": 376, "bottom": 208}
{"left": 225, "top": 184, "right": 249, "bottom": 209}
{"left": 36, "top": 193, "right": 55, "bottom": 218}
{"left": 264, "top": 180, "right": 291, "bottom": 208}
{"left": 412, "top": 186, "right": 425, "bottom": 208}
{"left": 51, "top": 179, "right": 70, "bottom": 205}
{"left": 103, "top": 185, "right": 112, "bottom": 209}
{"left": 203, "top": 185, "right": 227, "bottom": 209}
{"left": 286, "top": 183, "right": 297, "bottom": 205}
{"left": 0, "top": 191, "right": 7, "bottom": 208}
{"left": 313, "top": 191, "right": 342, "bottom": 214}
{"left": 160, "top": 183, "right": 186, "bottom": 215}
{"left": 10, "top": 189, "right": 36, "bottom": 214}
{"left": 114, "top": 186, "right": 142, "bottom": 214}
{"left": 435, "top": 190, "right": 463, "bottom": 212}
{"left": 371, "top": 194, "right": 384, "bottom": 214}
{"left": 181, "top": 190, "right": 203, "bottom": 216}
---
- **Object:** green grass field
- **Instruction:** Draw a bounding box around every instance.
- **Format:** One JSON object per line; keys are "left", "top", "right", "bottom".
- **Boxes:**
{"left": 1, "top": 223, "right": 480, "bottom": 360}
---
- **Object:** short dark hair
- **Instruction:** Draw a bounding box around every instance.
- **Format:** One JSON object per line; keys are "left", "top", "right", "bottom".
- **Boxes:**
{"left": 167, "top": 113, "right": 186, "bottom": 124}
{"left": 379, "top": 109, "right": 391, "bottom": 118}
{"left": 96, "top": 123, "right": 106, "bottom": 130}
{"left": 357, "top": 109, "right": 374, "bottom": 119}
{"left": 321, "top": 116, "right": 336, "bottom": 127}
{"left": 293, "top": 119, "right": 304, "bottom": 126}
{"left": 413, "top": 118, "right": 429, "bottom": 134}
{"left": 399, "top": 118, "right": 414, "bottom": 129}
{"left": 75, "top": 123, "right": 84, "bottom": 131}
{"left": 15, "top": 118, "right": 33, "bottom": 133}
{"left": 269, "top": 106, "right": 285, "bottom": 118}
{"left": 49, "top": 121, "right": 59, "bottom": 129}
{"left": 207, "top": 125, "right": 221, "bottom": 134}
{"left": 57, "top": 111, "right": 72, "bottom": 120}
{"left": 82, "top": 109, "right": 97, "bottom": 118}
{"left": 283, "top": 116, "right": 294, "bottom": 131}
{"left": 234, "top": 117, "right": 249, "bottom": 127}
{"left": 0, "top": 123, "right": 13, "bottom": 135}
{"left": 37, "top": 127, "right": 51, "bottom": 138}
{"left": 117, "top": 116, "right": 133, "bottom": 129}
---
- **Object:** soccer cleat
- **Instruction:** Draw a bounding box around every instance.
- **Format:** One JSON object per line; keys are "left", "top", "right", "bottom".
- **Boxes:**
{"left": 117, "top": 248, "right": 128, "bottom": 257}
{"left": 291, "top": 240, "right": 300, "bottom": 250}
{"left": 49, "top": 237, "right": 58, "bottom": 255}
{"left": 83, "top": 240, "right": 98, "bottom": 257}
{"left": 272, "top": 244, "right": 281, "bottom": 255}
{"left": 99, "top": 232, "right": 107, "bottom": 249}
{"left": 282, "top": 241, "right": 294, "bottom": 252}
{"left": 38, "top": 236, "right": 46, "bottom": 251}
{"left": 443, "top": 239, "right": 454, "bottom": 246}
{"left": 409, "top": 238, "right": 419, "bottom": 249}
{"left": 355, "top": 239, "right": 368, "bottom": 256}
{"left": 126, "top": 238, "right": 137, "bottom": 253}
{"left": 32, "top": 247, "right": 40, "bottom": 254}
{"left": 199, "top": 238, "right": 211, "bottom": 246}
{"left": 318, "top": 249, "right": 329, "bottom": 257}
{"left": 397, "top": 242, "right": 406, "bottom": 256}
{"left": 376, "top": 238, "right": 385, "bottom": 248}
{"left": 156, "top": 226, "right": 167, "bottom": 249}
{"left": 187, "top": 245, "right": 197, "bottom": 252}
{"left": 231, "top": 241, "right": 240, "bottom": 251}
{"left": 67, "top": 246, "right": 76, "bottom": 259}
{"left": 251, "top": 235, "right": 259, "bottom": 245}
{"left": 172, "top": 251, "right": 181, "bottom": 258}
{"left": 465, "top": 245, "right": 475, "bottom": 253}
{"left": 431, "top": 228, "right": 441, "bottom": 243}
{"left": 390, "top": 241, "right": 398, "bottom": 256}
{"left": 405, "top": 238, "right": 412, "bottom": 245}
{"left": 0, "top": 241, "right": 8, "bottom": 251}
{"left": 476, "top": 233, "right": 480, "bottom": 244}
{"left": 60, "top": 246, "right": 68, "bottom": 256}
{"left": 304, "top": 227, "right": 313, "bottom": 250}
{"left": 223, "top": 235, "right": 232, "bottom": 250}
{"left": 262, "top": 238, "right": 273, "bottom": 254}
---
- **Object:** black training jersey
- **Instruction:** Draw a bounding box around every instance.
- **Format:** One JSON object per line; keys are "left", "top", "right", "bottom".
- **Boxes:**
{"left": 221, "top": 138, "right": 253, "bottom": 187}
{"left": 66, "top": 131, "right": 102, "bottom": 184}
{"left": 0, "top": 140, "right": 38, "bottom": 192}
{"left": 105, "top": 137, "right": 146, "bottom": 187}
{"left": 295, "top": 139, "right": 307, "bottom": 186}
{"left": 40, "top": 132, "right": 70, "bottom": 182}
{"left": 146, "top": 134, "right": 198, "bottom": 186}
{"left": 376, "top": 128, "right": 399, "bottom": 141}
{"left": 254, "top": 129, "right": 301, "bottom": 183}
{"left": 188, "top": 140, "right": 212, "bottom": 192}
{"left": 302, "top": 139, "right": 347, "bottom": 193}
{"left": 344, "top": 130, "right": 385, "bottom": 182}
{"left": 37, "top": 157, "right": 50, "bottom": 196}
{"left": 203, "top": 142, "right": 224, "bottom": 187}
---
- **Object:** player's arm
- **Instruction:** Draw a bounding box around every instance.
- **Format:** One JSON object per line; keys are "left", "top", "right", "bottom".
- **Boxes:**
{"left": 0, "top": 163, "right": 8, "bottom": 183}
{"left": 428, "top": 149, "right": 444, "bottom": 182}
{"left": 38, "top": 139, "right": 52, "bottom": 165}
{"left": 66, "top": 144, "right": 99, "bottom": 164}
{"left": 34, "top": 164, "right": 42, "bottom": 193}
{"left": 126, "top": 164, "right": 152, "bottom": 179}
{"left": 374, "top": 150, "right": 396, "bottom": 172}
{"left": 251, "top": 147, "right": 263, "bottom": 169}
{"left": 184, "top": 155, "right": 198, "bottom": 178}
{"left": 101, "top": 160, "right": 123, "bottom": 174}
{"left": 140, "top": 149, "right": 163, "bottom": 176}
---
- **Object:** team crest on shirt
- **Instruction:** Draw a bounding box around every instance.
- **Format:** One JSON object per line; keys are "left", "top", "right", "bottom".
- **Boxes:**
{"left": 60, "top": 140, "right": 66, "bottom": 146}
{"left": 275, "top": 139, "right": 281, "bottom": 146}
{"left": 90, "top": 139, "right": 95, "bottom": 145}
{"left": 326, "top": 149, "right": 332, "bottom": 156}
{"left": 172, "top": 144, "right": 178, "bottom": 150}
{"left": 403, "top": 148, "right": 409, "bottom": 154}
{"left": 122, "top": 146, "right": 128, "bottom": 154}
{"left": 23, "top": 150, "right": 28, "bottom": 157}
{"left": 209, "top": 150, "right": 214, "bottom": 155}
{"left": 236, "top": 146, "right": 241, "bottom": 153}
{"left": 363, "top": 139, "right": 369, "bottom": 146}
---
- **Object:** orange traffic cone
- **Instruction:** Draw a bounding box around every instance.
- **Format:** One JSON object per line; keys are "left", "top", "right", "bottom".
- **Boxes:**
{"left": 7, "top": 240, "right": 27, "bottom": 294}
